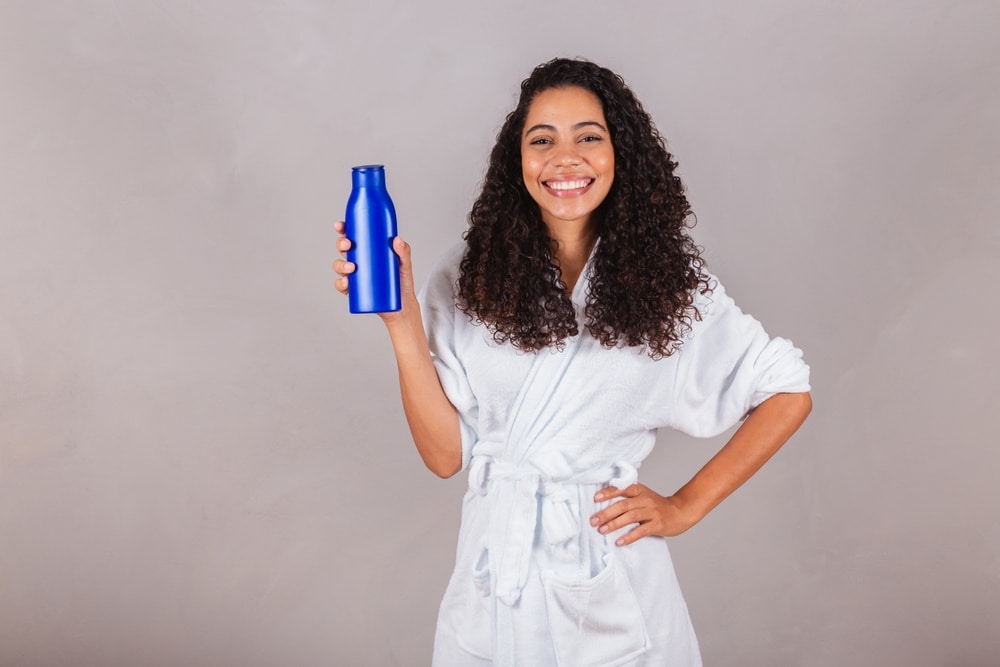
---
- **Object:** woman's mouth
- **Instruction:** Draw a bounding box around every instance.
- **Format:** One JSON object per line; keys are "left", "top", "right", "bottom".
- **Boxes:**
{"left": 543, "top": 178, "right": 594, "bottom": 196}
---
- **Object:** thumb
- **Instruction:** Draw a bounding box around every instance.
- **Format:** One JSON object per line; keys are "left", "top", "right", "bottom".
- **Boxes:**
{"left": 393, "top": 236, "right": 415, "bottom": 295}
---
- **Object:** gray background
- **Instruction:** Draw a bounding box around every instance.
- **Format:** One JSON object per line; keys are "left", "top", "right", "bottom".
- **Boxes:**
{"left": 2, "top": 1, "right": 998, "bottom": 665}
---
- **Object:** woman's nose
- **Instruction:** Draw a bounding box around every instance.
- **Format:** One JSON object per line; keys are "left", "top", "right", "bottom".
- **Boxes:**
{"left": 552, "top": 144, "right": 581, "bottom": 167}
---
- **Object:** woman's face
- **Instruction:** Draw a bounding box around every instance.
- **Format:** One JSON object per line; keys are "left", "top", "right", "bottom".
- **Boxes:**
{"left": 521, "top": 86, "right": 615, "bottom": 234}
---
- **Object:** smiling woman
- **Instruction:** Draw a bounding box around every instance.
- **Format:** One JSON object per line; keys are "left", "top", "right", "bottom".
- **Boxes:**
{"left": 521, "top": 87, "right": 615, "bottom": 234}
{"left": 333, "top": 57, "right": 812, "bottom": 666}
{"left": 457, "top": 59, "right": 713, "bottom": 359}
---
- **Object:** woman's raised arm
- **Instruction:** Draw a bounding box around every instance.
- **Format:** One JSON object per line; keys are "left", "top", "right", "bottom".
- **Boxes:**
{"left": 333, "top": 221, "right": 463, "bottom": 478}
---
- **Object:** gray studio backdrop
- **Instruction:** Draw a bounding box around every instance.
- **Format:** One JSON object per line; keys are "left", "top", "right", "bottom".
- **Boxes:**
{"left": 2, "top": 1, "right": 998, "bottom": 665}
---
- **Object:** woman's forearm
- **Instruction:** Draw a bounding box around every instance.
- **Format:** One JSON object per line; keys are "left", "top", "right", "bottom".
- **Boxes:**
{"left": 385, "top": 313, "right": 463, "bottom": 478}
{"left": 672, "top": 391, "right": 813, "bottom": 526}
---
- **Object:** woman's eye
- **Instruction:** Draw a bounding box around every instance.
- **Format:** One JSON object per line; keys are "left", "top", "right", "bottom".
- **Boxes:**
{"left": 529, "top": 137, "right": 552, "bottom": 145}
{"left": 581, "top": 135, "right": 603, "bottom": 143}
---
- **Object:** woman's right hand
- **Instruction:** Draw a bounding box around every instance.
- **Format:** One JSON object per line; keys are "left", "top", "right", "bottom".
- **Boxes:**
{"left": 332, "top": 220, "right": 355, "bottom": 296}
{"left": 332, "top": 220, "right": 418, "bottom": 327}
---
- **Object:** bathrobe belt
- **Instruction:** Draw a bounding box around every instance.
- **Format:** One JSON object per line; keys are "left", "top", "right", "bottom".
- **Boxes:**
{"left": 468, "top": 453, "right": 639, "bottom": 606}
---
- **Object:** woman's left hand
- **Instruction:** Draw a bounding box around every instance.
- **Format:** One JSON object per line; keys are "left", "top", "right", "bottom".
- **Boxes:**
{"left": 590, "top": 393, "right": 813, "bottom": 547}
{"left": 589, "top": 484, "right": 698, "bottom": 546}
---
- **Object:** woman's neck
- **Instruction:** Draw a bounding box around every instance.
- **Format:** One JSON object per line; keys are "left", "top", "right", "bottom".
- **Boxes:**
{"left": 549, "top": 224, "right": 597, "bottom": 294}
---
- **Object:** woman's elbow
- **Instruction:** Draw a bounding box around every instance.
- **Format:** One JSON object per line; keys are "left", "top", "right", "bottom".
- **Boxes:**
{"left": 761, "top": 390, "right": 812, "bottom": 426}
{"left": 428, "top": 463, "right": 462, "bottom": 479}
{"left": 424, "top": 452, "right": 463, "bottom": 479}
{"left": 785, "top": 391, "right": 813, "bottom": 427}
{"left": 790, "top": 391, "right": 812, "bottom": 417}
{"left": 798, "top": 391, "right": 813, "bottom": 418}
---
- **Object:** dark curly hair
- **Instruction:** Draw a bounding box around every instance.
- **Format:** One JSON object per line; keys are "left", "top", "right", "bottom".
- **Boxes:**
{"left": 457, "top": 57, "right": 711, "bottom": 359}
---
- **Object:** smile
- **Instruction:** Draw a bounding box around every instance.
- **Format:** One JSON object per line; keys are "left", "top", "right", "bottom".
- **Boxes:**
{"left": 544, "top": 179, "right": 592, "bottom": 191}
{"left": 542, "top": 178, "right": 595, "bottom": 198}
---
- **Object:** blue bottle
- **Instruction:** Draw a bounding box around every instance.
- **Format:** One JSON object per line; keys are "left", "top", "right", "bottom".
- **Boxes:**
{"left": 345, "top": 165, "right": 401, "bottom": 313}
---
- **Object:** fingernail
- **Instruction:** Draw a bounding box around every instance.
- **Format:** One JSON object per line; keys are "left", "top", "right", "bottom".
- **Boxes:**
{"left": 616, "top": 538, "right": 625, "bottom": 546}
{"left": 599, "top": 525, "right": 608, "bottom": 534}
{"left": 590, "top": 516, "right": 598, "bottom": 526}
{"left": 594, "top": 492, "right": 604, "bottom": 501}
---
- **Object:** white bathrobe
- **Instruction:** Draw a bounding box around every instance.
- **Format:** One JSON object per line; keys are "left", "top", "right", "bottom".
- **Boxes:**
{"left": 420, "top": 242, "right": 811, "bottom": 667}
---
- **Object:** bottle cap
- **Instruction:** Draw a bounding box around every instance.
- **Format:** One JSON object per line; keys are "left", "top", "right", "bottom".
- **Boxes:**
{"left": 351, "top": 164, "right": 386, "bottom": 187}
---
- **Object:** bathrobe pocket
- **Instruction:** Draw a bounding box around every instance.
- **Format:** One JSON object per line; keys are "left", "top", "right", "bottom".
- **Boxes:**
{"left": 541, "top": 552, "right": 649, "bottom": 667}
{"left": 455, "top": 547, "right": 493, "bottom": 660}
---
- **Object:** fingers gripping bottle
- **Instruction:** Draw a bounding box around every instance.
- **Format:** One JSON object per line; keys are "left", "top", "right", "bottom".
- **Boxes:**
{"left": 345, "top": 165, "right": 401, "bottom": 313}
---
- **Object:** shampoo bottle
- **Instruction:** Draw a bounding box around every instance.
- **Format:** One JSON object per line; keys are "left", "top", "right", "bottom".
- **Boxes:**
{"left": 344, "top": 165, "right": 400, "bottom": 313}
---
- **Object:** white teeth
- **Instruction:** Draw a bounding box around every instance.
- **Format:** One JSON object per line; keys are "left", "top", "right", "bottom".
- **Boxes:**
{"left": 547, "top": 179, "right": 590, "bottom": 190}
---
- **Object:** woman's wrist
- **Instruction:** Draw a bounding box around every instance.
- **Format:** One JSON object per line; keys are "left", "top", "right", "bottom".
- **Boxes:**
{"left": 383, "top": 307, "right": 431, "bottom": 359}
{"left": 663, "top": 492, "right": 708, "bottom": 534}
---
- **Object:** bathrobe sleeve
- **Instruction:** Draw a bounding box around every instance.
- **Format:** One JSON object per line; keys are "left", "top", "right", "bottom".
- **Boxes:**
{"left": 665, "top": 273, "right": 811, "bottom": 438}
{"left": 418, "top": 242, "right": 479, "bottom": 470}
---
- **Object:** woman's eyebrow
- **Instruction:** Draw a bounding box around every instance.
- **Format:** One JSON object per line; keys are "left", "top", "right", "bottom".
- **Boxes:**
{"left": 524, "top": 121, "right": 608, "bottom": 134}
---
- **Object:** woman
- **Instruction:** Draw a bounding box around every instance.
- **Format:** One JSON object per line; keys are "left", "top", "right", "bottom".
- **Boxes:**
{"left": 334, "top": 57, "right": 811, "bottom": 667}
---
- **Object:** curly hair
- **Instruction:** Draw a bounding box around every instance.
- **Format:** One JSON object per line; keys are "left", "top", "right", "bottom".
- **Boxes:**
{"left": 457, "top": 57, "right": 711, "bottom": 359}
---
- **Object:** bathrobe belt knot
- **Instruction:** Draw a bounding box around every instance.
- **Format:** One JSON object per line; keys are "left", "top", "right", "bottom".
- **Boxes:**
{"left": 468, "top": 453, "right": 639, "bottom": 606}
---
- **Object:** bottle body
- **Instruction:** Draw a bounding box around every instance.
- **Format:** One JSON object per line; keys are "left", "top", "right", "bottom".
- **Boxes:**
{"left": 345, "top": 165, "right": 400, "bottom": 313}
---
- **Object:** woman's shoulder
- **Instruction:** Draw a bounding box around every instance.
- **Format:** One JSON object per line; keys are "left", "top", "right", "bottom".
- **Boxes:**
{"left": 431, "top": 240, "right": 467, "bottom": 275}
{"left": 692, "top": 270, "right": 727, "bottom": 315}
{"left": 682, "top": 269, "right": 747, "bottom": 339}
{"left": 420, "top": 240, "right": 467, "bottom": 306}
{"left": 425, "top": 239, "right": 466, "bottom": 285}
